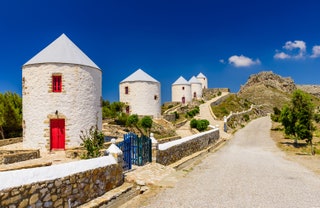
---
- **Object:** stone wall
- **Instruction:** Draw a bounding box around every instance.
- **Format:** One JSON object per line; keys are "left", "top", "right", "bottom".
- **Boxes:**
{"left": 0, "top": 137, "right": 22, "bottom": 147}
{"left": 0, "top": 149, "right": 40, "bottom": 165}
{"left": 0, "top": 156, "right": 123, "bottom": 208}
{"left": 203, "top": 88, "right": 230, "bottom": 100}
{"left": 156, "top": 128, "right": 219, "bottom": 165}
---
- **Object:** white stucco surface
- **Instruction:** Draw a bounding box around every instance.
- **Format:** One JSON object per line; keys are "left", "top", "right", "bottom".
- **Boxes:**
{"left": 0, "top": 156, "right": 116, "bottom": 190}
{"left": 119, "top": 81, "right": 161, "bottom": 118}
{"left": 159, "top": 128, "right": 219, "bottom": 150}
{"left": 171, "top": 84, "right": 192, "bottom": 103}
{"left": 22, "top": 63, "right": 102, "bottom": 150}
{"left": 196, "top": 72, "right": 208, "bottom": 89}
{"left": 189, "top": 76, "right": 203, "bottom": 99}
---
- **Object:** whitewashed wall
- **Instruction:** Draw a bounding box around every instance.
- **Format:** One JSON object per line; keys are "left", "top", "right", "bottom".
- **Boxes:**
{"left": 171, "top": 84, "right": 192, "bottom": 103}
{"left": 190, "top": 82, "right": 203, "bottom": 99}
{"left": 197, "top": 76, "right": 208, "bottom": 89}
{"left": 22, "top": 63, "right": 102, "bottom": 150}
{"left": 119, "top": 81, "right": 161, "bottom": 118}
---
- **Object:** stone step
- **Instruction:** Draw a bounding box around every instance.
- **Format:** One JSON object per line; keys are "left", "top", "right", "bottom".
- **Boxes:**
{"left": 78, "top": 182, "right": 139, "bottom": 208}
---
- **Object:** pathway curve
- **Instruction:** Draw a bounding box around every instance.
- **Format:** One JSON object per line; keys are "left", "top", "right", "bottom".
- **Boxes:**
{"left": 140, "top": 117, "right": 320, "bottom": 207}
{"left": 196, "top": 92, "right": 230, "bottom": 139}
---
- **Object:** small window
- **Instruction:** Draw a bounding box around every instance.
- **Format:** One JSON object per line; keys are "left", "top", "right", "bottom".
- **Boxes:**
{"left": 154, "top": 95, "right": 158, "bottom": 100}
{"left": 182, "top": 87, "right": 185, "bottom": 90}
{"left": 125, "top": 86, "right": 129, "bottom": 94}
{"left": 52, "top": 75, "right": 62, "bottom": 92}
{"left": 193, "top": 92, "right": 197, "bottom": 98}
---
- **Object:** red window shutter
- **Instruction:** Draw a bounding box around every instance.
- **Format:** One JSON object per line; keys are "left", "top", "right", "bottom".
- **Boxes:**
{"left": 52, "top": 75, "right": 62, "bottom": 92}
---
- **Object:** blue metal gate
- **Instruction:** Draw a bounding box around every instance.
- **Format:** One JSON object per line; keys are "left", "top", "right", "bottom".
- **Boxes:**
{"left": 117, "top": 133, "right": 152, "bottom": 171}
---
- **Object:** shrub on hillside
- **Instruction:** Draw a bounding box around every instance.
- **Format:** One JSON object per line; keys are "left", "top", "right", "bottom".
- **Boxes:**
{"left": 190, "top": 119, "right": 198, "bottom": 128}
{"left": 190, "top": 119, "right": 209, "bottom": 132}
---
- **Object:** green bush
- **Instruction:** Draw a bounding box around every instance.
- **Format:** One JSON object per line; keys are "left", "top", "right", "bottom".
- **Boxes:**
{"left": 186, "top": 106, "right": 200, "bottom": 118}
{"left": 115, "top": 113, "right": 128, "bottom": 125}
{"left": 174, "top": 111, "right": 180, "bottom": 119}
{"left": 196, "top": 120, "right": 209, "bottom": 131}
{"left": 190, "top": 119, "right": 198, "bottom": 128}
{"left": 190, "top": 119, "right": 209, "bottom": 132}
{"left": 80, "top": 126, "right": 104, "bottom": 159}
{"left": 314, "top": 113, "right": 320, "bottom": 123}
{"left": 243, "top": 114, "right": 250, "bottom": 122}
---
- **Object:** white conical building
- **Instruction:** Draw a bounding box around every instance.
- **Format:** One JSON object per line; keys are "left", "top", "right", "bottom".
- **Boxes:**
{"left": 22, "top": 34, "right": 102, "bottom": 151}
{"left": 119, "top": 69, "right": 161, "bottom": 118}
{"left": 189, "top": 76, "right": 202, "bottom": 100}
{"left": 196, "top": 72, "right": 208, "bottom": 89}
{"left": 172, "top": 76, "right": 191, "bottom": 104}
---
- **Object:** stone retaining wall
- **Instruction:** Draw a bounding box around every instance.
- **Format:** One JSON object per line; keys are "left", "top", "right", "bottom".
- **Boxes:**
{"left": 156, "top": 128, "right": 219, "bottom": 165}
{"left": 0, "top": 150, "right": 40, "bottom": 165}
{"left": 0, "top": 156, "right": 123, "bottom": 208}
{"left": 0, "top": 137, "right": 23, "bottom": 147}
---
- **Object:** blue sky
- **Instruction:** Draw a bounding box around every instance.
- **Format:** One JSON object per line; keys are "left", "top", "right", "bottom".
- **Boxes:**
{"left": 1, "top": 0, "right": 320, "bottom": 103}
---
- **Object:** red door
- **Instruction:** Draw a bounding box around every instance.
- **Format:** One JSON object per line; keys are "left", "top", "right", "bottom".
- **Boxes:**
{"left": 50, "top": 119, "right": 65, "bottom": 150}
{"left": 182, "top": 96, "right": 185, "bottom": 104}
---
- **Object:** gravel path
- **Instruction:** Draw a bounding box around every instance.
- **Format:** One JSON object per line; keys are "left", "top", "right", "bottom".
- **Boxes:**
{"left": 142, "top": 117, "right": 320, "bottom": 208}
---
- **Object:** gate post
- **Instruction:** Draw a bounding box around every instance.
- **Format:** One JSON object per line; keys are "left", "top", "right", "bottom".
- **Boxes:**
{"left": 107, "top": 139, "right": 124, "bottom": 168}
{"left": 150, "top": 133, "right": 158, "bottom": 163}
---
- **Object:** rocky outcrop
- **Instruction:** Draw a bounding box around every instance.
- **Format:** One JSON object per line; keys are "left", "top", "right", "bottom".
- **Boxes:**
{"left": 237, "top": 71, "right": 296, "bottom": 111}
{"left": 297, "top": 85, "right": 320, "bottom": 98}
{"left": 238, "top": 71, "right": 296, "bottom": 95}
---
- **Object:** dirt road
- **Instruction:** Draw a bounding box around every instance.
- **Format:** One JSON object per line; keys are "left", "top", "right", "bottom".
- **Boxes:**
{"left": 139, "top": 117, "right": 320, "bottom": 207}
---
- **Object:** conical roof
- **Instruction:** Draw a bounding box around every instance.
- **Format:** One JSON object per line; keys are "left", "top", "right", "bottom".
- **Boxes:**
{"left": 172, "top": 76, "right": 190, "bottom": 85}
{"left": 196, "top": 72, "right": 206, "bottom": 78}
{"left": 189, "top": 76, "right": 201, "bottom": 84}
{"left": 23, "top": 34, "right": 100, "bottom": 69}
{"left": 120, "top": 69, "right": 159, "bottom": 83}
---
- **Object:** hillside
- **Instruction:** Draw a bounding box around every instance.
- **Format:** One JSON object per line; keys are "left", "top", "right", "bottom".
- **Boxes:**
{"left": 297, "top": 85, "right": 320, "bottom": 98}
{"left": 237, "top": 71, "right": 296, "bottom": 111}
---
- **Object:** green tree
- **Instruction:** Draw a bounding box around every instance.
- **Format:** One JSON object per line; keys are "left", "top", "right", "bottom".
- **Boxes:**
{"left": 0, "top": 92, "right": 22, "bottom": 138}
{"left": 280, "top": 90, "right": 315, "bottom": 154}
{"left": 140, "top": 116, "right": 153, "bottom": 136}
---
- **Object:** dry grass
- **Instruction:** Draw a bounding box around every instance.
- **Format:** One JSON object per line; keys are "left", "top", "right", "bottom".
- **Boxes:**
{"left": 270, "top": 122, "right": 320, "bottom": 175}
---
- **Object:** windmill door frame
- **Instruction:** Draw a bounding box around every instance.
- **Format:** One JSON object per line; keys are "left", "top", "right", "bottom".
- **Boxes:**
{"left": 50, "top": 119, "right": 65, "bottom": 150}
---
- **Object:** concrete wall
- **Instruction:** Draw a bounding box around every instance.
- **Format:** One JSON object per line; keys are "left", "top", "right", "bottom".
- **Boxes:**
{"left": 22, "top": 63, "right": 102, "bottom": 151}
{"left": 119, "top": 81, "right": 161, "bottom": 118}
{"left": 156, "top": 128, "right": 219, "bottom": 165}
{"left": 0, "top": 156, "right": 123, "bottom": 208}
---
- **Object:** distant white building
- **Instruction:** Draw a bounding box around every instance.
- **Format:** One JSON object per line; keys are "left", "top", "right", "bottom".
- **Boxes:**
{"left": 197, "top": 72, "right": 208, "bottom": 89}
{"left": 119, "top": 69, "right": 161, "bottom": 118}
{"left": 22, "top": 34, "right": 102, "bottom": 151}
{"left": 172, "top": 76, "right": 191, "bottom": 104}
{"left": 189, "top": 76, "right": 202, "bottom": 100}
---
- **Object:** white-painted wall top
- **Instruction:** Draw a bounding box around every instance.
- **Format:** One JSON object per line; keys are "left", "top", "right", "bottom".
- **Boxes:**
{"left": 172, "top": 76, "right": 190, "bottom": 85}
{"left": 23, "top": 34, "right": 100, "bottom": 70}
{"left": 120, "top": 68, "right": 159, "bottom": 83}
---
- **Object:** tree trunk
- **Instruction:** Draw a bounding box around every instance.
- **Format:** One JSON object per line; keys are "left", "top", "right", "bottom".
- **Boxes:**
{"left": 0, "top": 125, "right": 4, "bottom": 140}
{"left": 310, "top": 140, "right": 315, "bottom": 155}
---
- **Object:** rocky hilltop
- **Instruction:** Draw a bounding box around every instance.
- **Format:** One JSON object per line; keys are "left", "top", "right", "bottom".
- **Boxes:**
{"left": 297, "top": 85, "right": 320, "bottom": 98}
{"left": 238, "top": 71, "right": 296, "bottom": 94}
{"left": 237, "top": 71, "right": 296, "bottom": 111}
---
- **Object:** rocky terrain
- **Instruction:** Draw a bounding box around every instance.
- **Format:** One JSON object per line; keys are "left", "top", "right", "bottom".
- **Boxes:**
{"left": 297, "top": 85, "right": 320, "bottom": 98}
{"left": 237, "top": 71, "right": 296, "bottom": 111}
